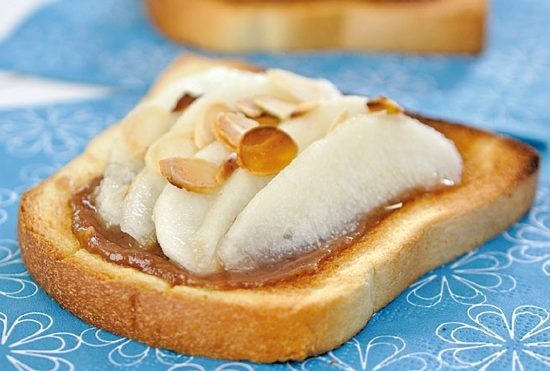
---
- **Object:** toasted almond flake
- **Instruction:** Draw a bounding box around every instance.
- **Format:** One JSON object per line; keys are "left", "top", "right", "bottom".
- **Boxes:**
{"left": 172, "top": 93, "right": 198, "bottom": 112}
{"left": 216, "top": 152, "right": 239, "bottom": 183}
{"left": 255, "top": 113, "right": 280, "bottom": 126}
{"left": 159, "top": 157, "right": 219, "bottom": 193}
{"left": 237, "top": 126, "right": 298, "bottom": 175}
{"left": 214, "top": 112, "right": 259, "bottom": 149}
{"left": 235, "top": 98, "right": 263, "bottom": 118}
{"left": 290, "top": 101, "right": 318, "bottom": 118}
{"left": 253, "top": 95, "right": 297, "bottom": 120}
{"left": 195, "top": 103, "right": 232, "bottom": 148}
{"left": 385, "top": 202, "right": 403, "bottom": 211}
{"left": 327, "top": 109, "right": 350, "bottom": 132}
{"left": 366, "top": 96, "right": 403, "bottom": 114}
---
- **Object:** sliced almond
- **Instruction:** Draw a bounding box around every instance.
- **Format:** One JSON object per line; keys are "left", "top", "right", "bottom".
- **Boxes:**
{"left": 290, "top": 101, "right": 318, "bottom": 118}
{"left": 235, "top": 98, "right": 263, "bottom": 118}
{"left": 366, "top": 96, "right": 403, "bottom": 114}
{"left": 172, "top": 93, "right": 198, "bottom": 112}
{"left": 159, "top": 157, "right": 219, "bottom": 194}
{"left": 253, "top": 95, "right": 297, "bottom": 120}
{"left": 255, "top": 113, "right": 280, "bottom": 126}
{"left": 214, "top": 112, "right": 259, "bottom": 150}
{"left": 195, "top": 103, "right": 232, "bottom": 149}
{"left": 237, "top": 126, "right": 298, "bottom": 175}
{"left": 216, "top": 152, "right": 239, "bottom": 183}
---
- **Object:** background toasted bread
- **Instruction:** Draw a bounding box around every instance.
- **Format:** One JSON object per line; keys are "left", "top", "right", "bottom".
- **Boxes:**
{"left": 146, "top": 0, "right": 487, "bottom": 53}
{"left": 18, "top": 56, "right": 538, "bottom": 362}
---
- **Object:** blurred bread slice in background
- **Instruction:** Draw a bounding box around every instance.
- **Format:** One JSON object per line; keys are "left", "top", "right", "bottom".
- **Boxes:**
{"left": 146, "top": 0, "right": 487, "bottom": 53}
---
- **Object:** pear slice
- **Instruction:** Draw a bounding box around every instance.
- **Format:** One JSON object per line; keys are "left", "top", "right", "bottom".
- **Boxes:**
{"left": 152, "top": 141, "right": 231, "bottom": 272}
{"left": 187, "top": 169, "right": 272, "bottom": 273}
{"left": 267, "top": 69, "right": 340, "bottom": 103}
{"left": 119, "top": 133, "right": 226, "bottom": 245}
{"left": 120, "top": 168, "right": 168, "bottom": 245}
{"left": 154, "top": 184, "right": 216, "bottom": 271}
{"left": 279, "top": 95, "right": 367, "bottom": 150}
{"left": 120, "top": 131, "right": 198, "bottom": 244}
{"left": 217, "top": 113, "right": 462, "bottom": 271}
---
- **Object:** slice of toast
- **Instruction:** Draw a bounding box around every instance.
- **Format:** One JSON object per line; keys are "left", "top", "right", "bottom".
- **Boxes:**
{"left": 146, "top": 0, "right": 487, "bottom": 53}
{"left": 18, "top": 55, "right": 538, "bottom": 362}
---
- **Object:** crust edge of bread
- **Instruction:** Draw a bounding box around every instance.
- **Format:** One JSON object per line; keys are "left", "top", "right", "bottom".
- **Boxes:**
{"left": 145, "top": 0, "right": 487, "bottom": 53}
{"left": 17, "top": 56, "right": 539, "bottom": 363}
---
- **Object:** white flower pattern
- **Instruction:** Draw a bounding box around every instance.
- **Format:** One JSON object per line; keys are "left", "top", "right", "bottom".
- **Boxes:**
{"left": 288, "top": 336, "right": 439, "bottom": 371}
{"left": 80, "top": 328, "right": 202, "bottom": 368}
{"left": 407, "top": 251, "right": 516, "bottom": 307}
{"left": 0, "top": 189, "right": 17, "bottom": 226}
{"left": 0, "top": 239, "right": 37, "bottom": 299}
{"left": 0, "top": 312, "right": 80, "bottom": 371}
{"left": 437, "top": 304, "right": 550, "bottom": 370}
{"left": 0, "top": 108, "right": 112, "bottom": 161}
{"left": 505, "top": 185, "right": 550, "bottom": 275}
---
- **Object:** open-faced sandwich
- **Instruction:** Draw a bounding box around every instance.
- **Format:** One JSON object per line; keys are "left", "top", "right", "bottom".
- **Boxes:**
{"left": 18, "top": 55, "right": 539, "bottom": 362}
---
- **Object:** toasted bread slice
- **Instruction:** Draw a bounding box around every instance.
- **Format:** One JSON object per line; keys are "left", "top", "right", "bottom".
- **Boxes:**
{"left": 146, "top": 0, "right": 487, "bottom": 53}
{"left": 18, "top": 55, "right": 538, "bottom": 362}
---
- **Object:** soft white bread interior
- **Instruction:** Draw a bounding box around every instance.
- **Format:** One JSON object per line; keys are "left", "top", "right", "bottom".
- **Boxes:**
{"left": 18, "top": 55, "right": 538, "bottom": 362}
{"left": 146, "top": 0, "right": 487, "bottom": 53}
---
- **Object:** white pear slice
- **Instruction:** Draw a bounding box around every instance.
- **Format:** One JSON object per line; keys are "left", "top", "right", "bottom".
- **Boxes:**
{"left": 120, "top": 133, "right": 198, "bottom": 244}
{"left": 119, "top": 168, "right": 167, "bottom": 244}
{"left": 152, "top": 141, "right": 231, "bottom": 272}
{"left": 121, "top": 139, "right": 226, "bottom": 244}
{"left": 189, "top": 169, "right": 272, "bottom": 273}
{"left": 267, "top": 69, "right": 341, "bottom": 103}
{"left": 279, "top": 96, "right": 367, "bottom": 150}
{"left": 217, "top": 113, "right": 462, "bottom": 271}
{"left": 95, "top": 160, "right": 139, "bottom": 227}
{"left": 154, "top": 184, "right": 215, "bottom": 270}
{"left": 95, "top": 103, "right": 170, "bottom": 226}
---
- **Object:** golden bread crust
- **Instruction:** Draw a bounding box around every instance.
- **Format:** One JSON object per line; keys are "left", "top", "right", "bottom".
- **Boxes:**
{"left": 18, "top": 56, "right": 538, "bottom": 362}
{"left": 145, "top": 0, "right": 487, "bottom": 53}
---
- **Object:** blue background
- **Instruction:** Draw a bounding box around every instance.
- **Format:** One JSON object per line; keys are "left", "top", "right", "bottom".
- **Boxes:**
{"left": 0, "top": 0, "right": 548, "bottom": 370}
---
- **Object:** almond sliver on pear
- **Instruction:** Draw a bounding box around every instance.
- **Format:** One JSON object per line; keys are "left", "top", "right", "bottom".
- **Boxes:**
{"left": 214, "top": 112, "right": 258, "bottom": 149}
{"left": 194, "top": 102, "right": 232, "bottom": 148}
{"left": 366, "top": 96, "right": 403, "bottom": 114}
{"left": 159, "top": 157, "right": 220, "bottom": 194}
{"left": 237, "top": 126, "right": 298, "bottom": 175}
{"left": 252, "top": 95, "right": 297, "bottom": 120}
{"left": 216, "top": 153, "right": 239, "bottom": 184}
{"left": 235, "top": 97, "right": 264, "bottom": 118}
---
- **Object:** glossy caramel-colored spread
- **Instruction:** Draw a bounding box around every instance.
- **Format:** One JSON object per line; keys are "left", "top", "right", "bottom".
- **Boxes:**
{"left": 70, "top": 178, "right": 403, "bottom": 289}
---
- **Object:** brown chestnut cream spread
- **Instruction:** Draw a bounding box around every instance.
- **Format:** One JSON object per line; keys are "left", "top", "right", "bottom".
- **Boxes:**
{"left": 70, "top": 178, "right": 405, "bottom": 289}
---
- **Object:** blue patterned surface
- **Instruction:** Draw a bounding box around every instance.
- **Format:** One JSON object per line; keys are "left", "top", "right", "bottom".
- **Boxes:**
{"left": 0, "top": 0, "right": 549, "bottom": 370}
